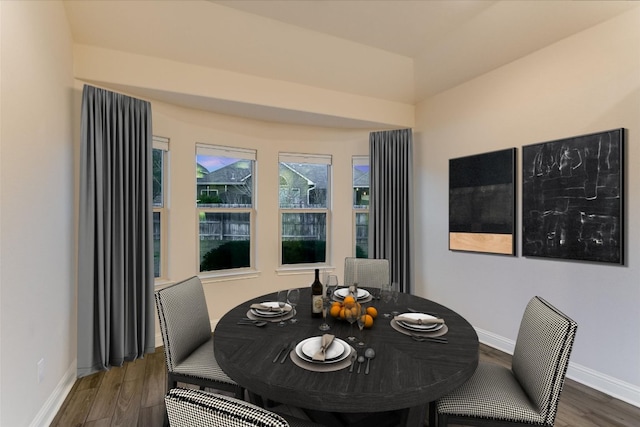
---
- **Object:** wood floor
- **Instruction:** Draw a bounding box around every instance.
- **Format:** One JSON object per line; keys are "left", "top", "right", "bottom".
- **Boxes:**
{"left": 51, "top": 344, "right": 640, "bottom": 427}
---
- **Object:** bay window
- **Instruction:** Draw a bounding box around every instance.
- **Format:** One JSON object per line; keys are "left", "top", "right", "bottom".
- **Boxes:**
{"left": 353, "top": 156, "right": 369, "bottom": 258}
{"left": 196, "top": 144, "right": 256, "bottom": 273}
{"left": 153, "top": 136, "right": 169, "bottom": 279}
{"left": 279, "top": 153, "right": 331, "bottom": 265}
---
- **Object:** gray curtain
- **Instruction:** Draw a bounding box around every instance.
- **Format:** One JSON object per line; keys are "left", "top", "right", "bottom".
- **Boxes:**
{"left": 369, "top": 129, "right": 413, "bottom": 294}
{"left": 77, "top": 85, "right": 155, "bottom": 377}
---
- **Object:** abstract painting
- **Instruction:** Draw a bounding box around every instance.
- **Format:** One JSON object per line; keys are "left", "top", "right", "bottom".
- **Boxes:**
{"left": 449, "top": 148, "right": 516, "bottom": 255}
{"left": 522, "top": 129, "right": 624, "bottom": 264}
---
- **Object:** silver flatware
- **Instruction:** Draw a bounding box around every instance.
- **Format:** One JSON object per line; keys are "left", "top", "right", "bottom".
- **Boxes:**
{"left": 349, "top": 352, "right": 357, "bottom": 373}
{"left": 357, "top": 355, "right": 365, "bottom": 373}
{"left": 364, "top": 348, "right": 375, "bottom": 374}
{"left": 237, "top": 320, "right": 267, "bottom": 327}
{"left": 280, "top": 341, "right": 295, "bottom": 364}
{"left": 409, "top": 333, "right": 448, "bottom": 343}
{"left": 273, "top": 343, "right": 289, "bottom": 363}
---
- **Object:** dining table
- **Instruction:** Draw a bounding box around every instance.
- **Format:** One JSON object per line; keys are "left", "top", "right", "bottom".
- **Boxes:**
{"left": 213, "top": 286, "right": 478, "bottom": 426}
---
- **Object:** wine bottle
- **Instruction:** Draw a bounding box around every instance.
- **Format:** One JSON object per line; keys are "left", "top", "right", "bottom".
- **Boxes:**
{"left": 311, "top": 269, "right": 323, "bottom": 318}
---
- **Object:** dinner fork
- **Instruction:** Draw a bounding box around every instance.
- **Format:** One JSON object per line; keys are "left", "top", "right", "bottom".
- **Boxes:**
{"left": 409, "top": 333, "right": 448, "bottom": 344}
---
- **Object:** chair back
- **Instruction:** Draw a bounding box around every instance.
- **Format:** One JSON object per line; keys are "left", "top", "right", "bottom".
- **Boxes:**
{"left": 155, "top": 276, "right": 212, "bottom": 372}
{"left": 165, "top": 388, "right": 289, "bottom": 427}
{"left": 344, "top": 257, "right": 390, "bottom": 288}
{"left": 512, "top": 296, "right": 578, "bottom": 425}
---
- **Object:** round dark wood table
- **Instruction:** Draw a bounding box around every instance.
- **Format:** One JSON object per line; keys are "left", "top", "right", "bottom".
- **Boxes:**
{"left": 214, "top": 287, "right": 478, "bottom": 426}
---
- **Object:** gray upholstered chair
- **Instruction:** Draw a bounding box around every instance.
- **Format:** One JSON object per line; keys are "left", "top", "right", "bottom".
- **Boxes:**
{"left": 436, "top": 296, "right": 578, "bottom": 427}
{"left": 343, "top": 257, "right": 390, "bottom": 288}
{"left": 165, "top": 388, "right": 323, "bottom": 427}
{"left": 155, "top": 276, "right": 243, "bottom": 399}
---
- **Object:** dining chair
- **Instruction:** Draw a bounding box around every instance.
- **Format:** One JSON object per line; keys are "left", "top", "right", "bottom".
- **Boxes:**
{"left": 155, "top": 276, "right": 243, "bottom": 400}
{"left": 165, "top": 388, "right": 324, "bottom": 427}
{"left": 435, "top": 296, "right": 578, "bottom": 427}
{"left": 343, "top": 257, "right": 390, "bottom": 288}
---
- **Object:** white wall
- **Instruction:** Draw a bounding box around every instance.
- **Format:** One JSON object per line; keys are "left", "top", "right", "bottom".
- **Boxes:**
{"left": 0, "top": 1, "right": 76, "bottom": 426}
{"left": 414, "top": 7, "right": 640, "bottom": 406}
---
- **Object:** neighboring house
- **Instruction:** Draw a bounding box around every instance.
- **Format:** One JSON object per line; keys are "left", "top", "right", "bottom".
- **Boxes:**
{"left": 196, "top": 161, "right": 330, "bottom": 207}
{"left": 353, "top": 166, "right": 370, "bottom": 207}
{"left": 197, "top": 161, "right": 253, "bottom": 205}
{"left": 279, "top": 162, "right": 327, "bottom": 208}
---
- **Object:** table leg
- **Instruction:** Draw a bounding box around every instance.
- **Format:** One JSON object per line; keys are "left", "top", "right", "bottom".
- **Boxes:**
{"left": 428, "top": 401, "right": 436, "bottom": 426}
{"left": 400, "top": 404, "right": 426, "bottom": 426}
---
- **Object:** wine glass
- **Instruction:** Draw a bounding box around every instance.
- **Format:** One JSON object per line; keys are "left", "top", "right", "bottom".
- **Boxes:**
{"left": 277, "top": 290, "right": 288, "bottom": 327}
{"left": 356, "top": 305, "right": 367, "bottom": 347}
{"left": 318, "top": 297, "right": 331, "bottom": 331}
{"left": 390, "top": 282, "right": 400, "bottom": 317}
{"left": 326, "top": 275, "right": 339, "bottom": 300}
{"left": 287, "top": 288, "right": 300, "bottom": 324}
{"left": 381, "top": 283, "right": 393, "bottom": 318}
{"left": 345, "top": 302, "right": 361, "bottom": 342}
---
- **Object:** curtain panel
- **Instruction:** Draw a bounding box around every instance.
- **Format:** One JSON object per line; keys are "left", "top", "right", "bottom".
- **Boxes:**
{"left": 77, "top": 85, "right": 155, "bottom": 377}
{"left": 369, "top": 129, "right": 414, "bottom": 294}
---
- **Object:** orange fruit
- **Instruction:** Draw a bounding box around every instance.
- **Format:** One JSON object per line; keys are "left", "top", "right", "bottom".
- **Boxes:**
{"left": 343, "top": 295, "right": 356, "bottom": 308}
{"left": 360, "top": 314, "right": 374, "bottom": 328}
{"left": 366, "top": 306, "right": 378, "bottom": 319}
{"left": 339, "top": 307, "right": 346, "bottom": 320}
{"left": 330, "top": 304, "right": 341, "bottom": 318}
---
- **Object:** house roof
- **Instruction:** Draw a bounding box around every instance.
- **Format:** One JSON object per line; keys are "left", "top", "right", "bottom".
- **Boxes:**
{"left": 198, "top": 161, "right": 252, "bottom": 184}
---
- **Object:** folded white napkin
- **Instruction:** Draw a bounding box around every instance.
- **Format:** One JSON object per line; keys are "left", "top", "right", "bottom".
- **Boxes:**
{"left": 312, "top": 334, "right": 335, "bottom": 361}
{"left": 394, "top": 315, "right": 444, "bottom": 325}
{"left": 250, "top": 303, "right": 292, "bottom": 313}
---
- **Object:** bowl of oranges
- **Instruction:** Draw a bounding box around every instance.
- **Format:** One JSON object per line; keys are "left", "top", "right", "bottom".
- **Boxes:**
{"left": 329, "top": 295, "right": 378, "bottom": 328}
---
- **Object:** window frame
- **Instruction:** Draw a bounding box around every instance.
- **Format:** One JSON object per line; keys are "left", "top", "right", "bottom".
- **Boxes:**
{"left": 153, "top": 136, "right": 169, "bottom": 282}
{"left": 278, "top": 152, "right": 332, "bottom": 268}
{"left": 196, "top": 143, "right": 257, "bottom": 276}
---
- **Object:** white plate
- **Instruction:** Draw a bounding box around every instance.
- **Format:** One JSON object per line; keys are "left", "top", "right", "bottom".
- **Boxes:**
{"left": 252, "top": 301, "right": 292, "bottom": 317}
{"left": 295, "top": 337, "right": 350, "bottom": 364}
{"left": 334, "top": 288, "right": 370, "bottom": 300}
{"left": 395, "top": 312, "right": 443, "bottom": 331}
{"left": 399, "top": 321, "right": 444, "bottom": 332}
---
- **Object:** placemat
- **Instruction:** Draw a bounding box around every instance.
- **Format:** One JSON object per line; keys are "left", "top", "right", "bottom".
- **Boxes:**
{"left": 246, "top": 309, "right": 296, "bottom": 323}
{"left": 390, "top": 319, "right": 448, "bottom": 338}
{"left": 289, "top": 347, "right": 356, "bottom": 372}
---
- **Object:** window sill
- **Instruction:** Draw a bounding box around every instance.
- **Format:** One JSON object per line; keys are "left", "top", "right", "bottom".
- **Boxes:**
{"left": 276, "top": 265, "right": 335, "bottom": 276}
{"left": 199, "top": 269, "right": 260, "bottom": 284}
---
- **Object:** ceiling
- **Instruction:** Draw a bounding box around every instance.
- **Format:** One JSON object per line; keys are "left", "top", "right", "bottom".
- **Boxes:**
{"left": 64, "top": 0, "right": 638, "bottom": 122}
{"left": 210, "top": 0, "right": 638, "bottom": 101}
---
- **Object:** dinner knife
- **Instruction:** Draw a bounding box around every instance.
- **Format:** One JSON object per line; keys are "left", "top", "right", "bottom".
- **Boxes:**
{"left": 273, "top": 344, "right": 288, "bottom": 363}
{"left": 280, "top": 341, "right": 295, "bottom": 364}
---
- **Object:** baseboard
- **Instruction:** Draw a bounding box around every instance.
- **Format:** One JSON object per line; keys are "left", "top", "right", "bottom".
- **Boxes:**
{"left": 29, "top": 360, "right": 77, "bottom": 427}
{"left": 565, "top": 360, "right": 640, "bottom": 408}
{"left": 475, "top": 327, "right": 640, "bottom": 409}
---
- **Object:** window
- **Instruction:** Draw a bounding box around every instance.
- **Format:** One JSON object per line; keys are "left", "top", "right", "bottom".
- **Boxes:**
{"left": 279, "top": 153, "right": 331, "bottom": 265}
{"left": 153, "top": 136, "right": 169, "bottom": 279}
{"left": 353, "top": 156, "right": 369, "bottom": 258}
{"left": 196, "top": 144, "right": 256, "bottom": 273}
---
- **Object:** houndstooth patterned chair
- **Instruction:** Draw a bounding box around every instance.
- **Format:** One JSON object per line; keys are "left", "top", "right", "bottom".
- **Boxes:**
{"left": 165, "top": 388, "right": 323, "bottom": 427}
{"left": 344, "top": 257, "right": 390, "bottom": 288}
{"left": 155, "top": 277, "right": 243, "bottom": 400}
{"left": 436, "top": 296, "right": 578, "bottom": 427}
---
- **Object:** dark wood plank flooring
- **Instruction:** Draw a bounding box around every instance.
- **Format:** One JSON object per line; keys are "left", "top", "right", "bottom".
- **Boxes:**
{"left": 51, "top": 344, "right": 640, "bottom": 426}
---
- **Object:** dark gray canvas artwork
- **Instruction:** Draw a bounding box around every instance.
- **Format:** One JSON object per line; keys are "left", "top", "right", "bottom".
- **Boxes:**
{"left": 522, "top": 129, "right": 624, "bottom": 264}
{"left": 449, "top": 148, "right": 516, "bottom": 255}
